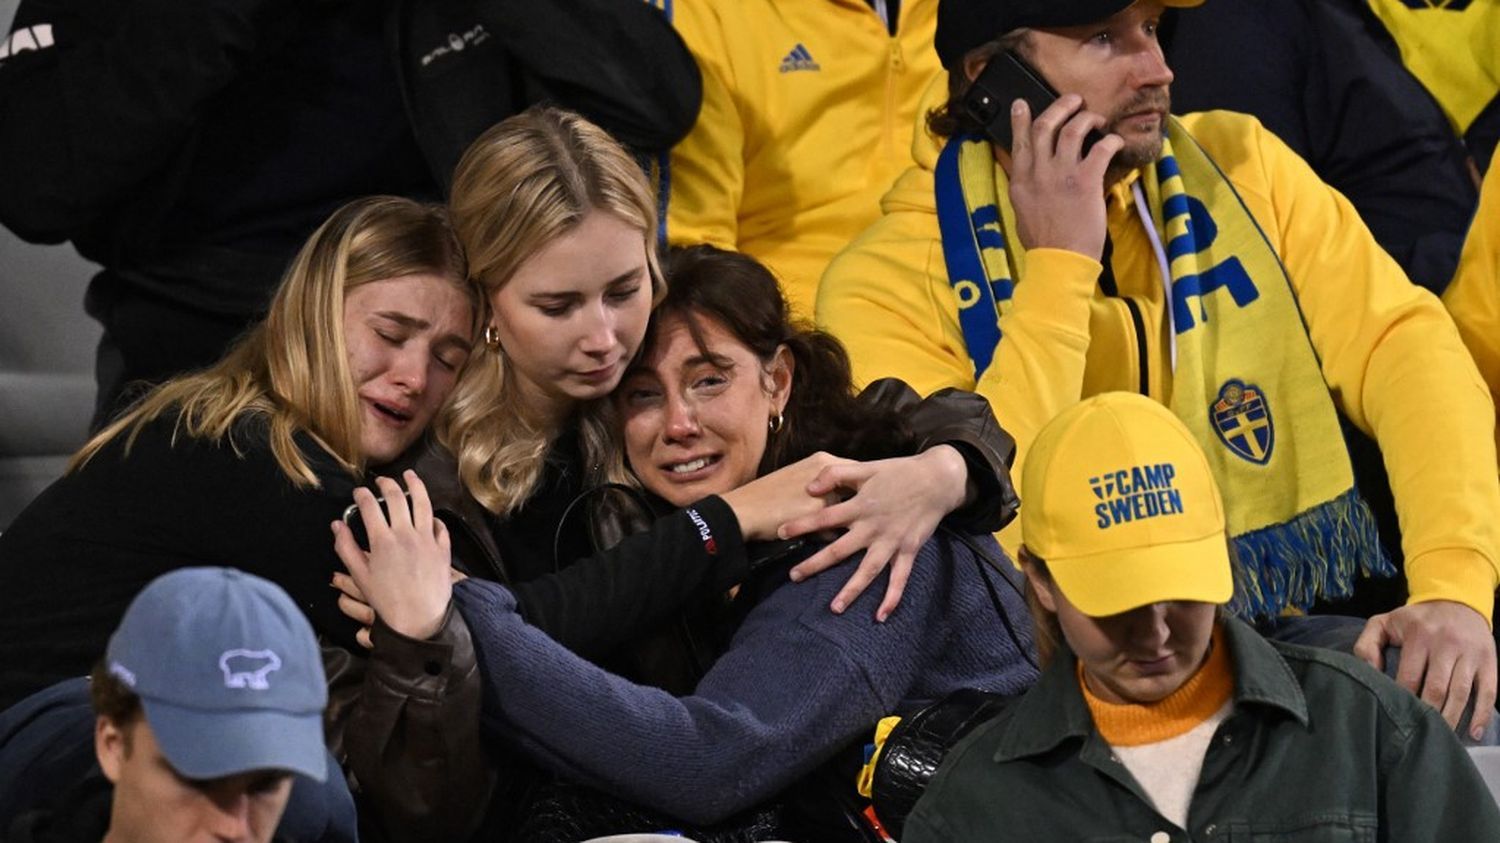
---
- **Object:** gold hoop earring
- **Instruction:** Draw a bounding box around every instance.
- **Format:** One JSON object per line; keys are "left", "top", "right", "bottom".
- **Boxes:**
{"left": 483, "top": 324, "right": 502, "bottom": 351}
{"left": 768, "top": 412, "right": 785, "bottom": 434}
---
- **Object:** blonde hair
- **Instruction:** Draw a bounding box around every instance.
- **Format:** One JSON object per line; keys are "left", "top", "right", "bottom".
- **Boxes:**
{"left": 442, "top": 106, "right": 665, "bottom": 515}
{"left": 71, "top": 196, "right": 474, "bottom": 486}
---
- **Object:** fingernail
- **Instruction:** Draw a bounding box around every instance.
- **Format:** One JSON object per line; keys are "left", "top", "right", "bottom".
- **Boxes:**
{"left": 789, "top": 570, "right": 803, "bottom": 583}
{"left": 1474, "top": 726, "right": 1485, "bottom": 741}
{"left": 1011, "top": 99, "right": 1024, "bottom": 114}
{"left": 831, "top": 600, "right": 846, "bottom": 614}
{"left": 777, "top": 527, "right": 789, "bottom": 540}
{"left": 876, "top": 611, "right": 889, "bottom": 623}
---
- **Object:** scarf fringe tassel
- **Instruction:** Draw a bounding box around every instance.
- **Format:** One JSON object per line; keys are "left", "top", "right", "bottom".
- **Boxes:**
{"left": 1229, "top": 487, "right": 1395, "bottom": 620}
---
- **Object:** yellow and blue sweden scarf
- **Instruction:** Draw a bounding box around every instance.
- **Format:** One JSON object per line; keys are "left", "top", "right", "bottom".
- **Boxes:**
{"left": 935, "top": 119, "right": 1394, "bottom": 618}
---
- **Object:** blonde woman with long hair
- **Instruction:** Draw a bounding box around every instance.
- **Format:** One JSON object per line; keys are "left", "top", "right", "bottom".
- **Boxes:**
{"left": 0, "top": 195, "right": 477, "bottom": 710}
{"left": 328, "top": 108, "right": 1017, "bottom": 836}
{"left": 0, "top": 196, "right": 482, "bottom": 840}
{"left": 346, "top": 108, "right": 1002, "bottom": 615}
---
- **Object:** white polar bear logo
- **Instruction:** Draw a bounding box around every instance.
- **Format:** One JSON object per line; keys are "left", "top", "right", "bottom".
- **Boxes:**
{"left": 218, "top": 649, "right": 283, "bottom": 690}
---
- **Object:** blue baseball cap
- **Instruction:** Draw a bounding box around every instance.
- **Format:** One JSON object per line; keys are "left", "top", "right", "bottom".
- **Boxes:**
{"left": 105, "top": 567, "right": 328, "bottom": 782}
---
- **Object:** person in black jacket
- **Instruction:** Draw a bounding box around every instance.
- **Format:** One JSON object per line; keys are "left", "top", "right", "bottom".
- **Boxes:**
{"left": 0, "top": 196, "right": 758, "bottom": 841}
{"left": 1163, "top": 0, "right": 1478, "bottom": 295}
{"left": 0, "top": 0, "right": 701, "bottom": 428}
{"left": 0, "top": 196, "right": 481, "bottom": 710}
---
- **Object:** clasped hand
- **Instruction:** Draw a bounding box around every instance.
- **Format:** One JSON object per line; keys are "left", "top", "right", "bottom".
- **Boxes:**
{"left": 749, "top": 446, "right": 971, "bottom": 621}
{"left": 333, "top": 445, "right": 975, "bottom": 634}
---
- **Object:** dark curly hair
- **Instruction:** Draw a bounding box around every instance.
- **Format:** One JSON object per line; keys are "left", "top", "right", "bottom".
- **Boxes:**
{"left": 646, "top": 245, "right": 913, "bottom": 476}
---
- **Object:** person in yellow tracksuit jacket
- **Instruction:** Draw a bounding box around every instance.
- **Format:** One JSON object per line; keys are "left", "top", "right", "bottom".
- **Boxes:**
{"left": 656, "top": 0, "right": 942, "bottom": 318}
{"left": 1445, "top": 163, "right": 1500, "bottom": 459}
{"left": 820, "top": 0, "right": 1500, "bottom": 739}
{"left": 1362, "top": 0, "right": 1500, "bottom": 166}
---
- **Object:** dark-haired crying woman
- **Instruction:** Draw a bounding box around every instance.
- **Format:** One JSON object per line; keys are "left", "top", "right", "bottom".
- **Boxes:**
{"left": 341, "top": 245, "right": 1040, "bottom": 839}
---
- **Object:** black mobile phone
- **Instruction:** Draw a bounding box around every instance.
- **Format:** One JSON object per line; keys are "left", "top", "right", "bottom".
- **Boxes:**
{"left": 341, "top": 489, "right": 412, "bottom": 551}
{"left": 962, "top": 51, "right": 1105, "bottom": 155}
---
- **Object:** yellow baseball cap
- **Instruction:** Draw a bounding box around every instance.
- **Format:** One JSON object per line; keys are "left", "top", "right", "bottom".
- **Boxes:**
{"left": 1020, "top": 392, "right": 1233, "bottom": 617}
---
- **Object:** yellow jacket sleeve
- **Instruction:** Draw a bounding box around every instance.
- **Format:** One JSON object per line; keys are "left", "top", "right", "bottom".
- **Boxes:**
{"left": 664, "top": 1, "right": 742, "bottom": 251}
{"left": 1444, "top": 164, "right": 1500, "bottom": 460}
{"left": 1227, "top": 118, "right": 1500, "bottom": 621}
{"left": 819, "top": 176, "right": 1102, "bottom": 553}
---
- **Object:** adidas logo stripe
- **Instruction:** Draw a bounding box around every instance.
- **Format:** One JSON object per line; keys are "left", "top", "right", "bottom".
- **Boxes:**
{"left": 778, "top": 42, "right": 820, "bottom": 73}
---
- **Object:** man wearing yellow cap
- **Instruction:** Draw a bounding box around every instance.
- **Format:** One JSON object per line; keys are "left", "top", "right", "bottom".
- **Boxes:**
{"left": 819, "top": 0, "right": 1500, "bottom": 738}
{"left": 904, "top": 392, "right": 1500, "bottom": 842}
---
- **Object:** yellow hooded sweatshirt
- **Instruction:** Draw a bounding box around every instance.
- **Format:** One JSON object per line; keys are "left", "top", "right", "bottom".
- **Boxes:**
{"left": 1444, "top": 162, "right": 1500, "bottom": 460}
{"left": 819, "top": 79, "right": 1500, "bottom": 622}
{"left": 658, "top": 0, "right": 942, "bottom": 318}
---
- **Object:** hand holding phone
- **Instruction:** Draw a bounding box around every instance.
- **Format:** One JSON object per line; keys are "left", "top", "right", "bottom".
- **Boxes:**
{"left": 341, "top": 488, "right": 412, "bottom": 552}
{"left": 962, "top": 51, "right": 1106, "bottom": 156}
{"left": 962, "top": 52, "right": 1123, "bottom": 259}
{"left": 331, "top": 471, "right": 453, "bottom": 641}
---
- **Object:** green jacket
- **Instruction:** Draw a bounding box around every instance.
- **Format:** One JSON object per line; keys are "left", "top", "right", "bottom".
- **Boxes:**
{"left": 905, "top": 618, "right": 1500, "bottom": 842}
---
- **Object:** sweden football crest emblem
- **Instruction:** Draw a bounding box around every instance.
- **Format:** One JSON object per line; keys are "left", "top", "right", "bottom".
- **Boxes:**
{"left": 1211, "top": 379, "right": 1274, "bottom": 465}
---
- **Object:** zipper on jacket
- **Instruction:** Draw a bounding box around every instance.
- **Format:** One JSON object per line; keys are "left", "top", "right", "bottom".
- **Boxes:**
{"left": 1121, "top": 297, "right": 1150, "bottom": 396}
{"left": 881, "top": 32, "right": 904, "bottom": 161}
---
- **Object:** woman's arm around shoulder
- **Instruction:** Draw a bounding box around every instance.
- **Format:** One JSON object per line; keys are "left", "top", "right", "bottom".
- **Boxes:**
{"left": 448, "top": 535, "right": 967, "bottom": 826}
{"left": 777, "top": 378, "right": 1020, "bottom": 619}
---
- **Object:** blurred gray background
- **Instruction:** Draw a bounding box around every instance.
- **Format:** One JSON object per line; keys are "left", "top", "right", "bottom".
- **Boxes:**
{"left": 1, "top": 0, "right": 103, "bottom": 526}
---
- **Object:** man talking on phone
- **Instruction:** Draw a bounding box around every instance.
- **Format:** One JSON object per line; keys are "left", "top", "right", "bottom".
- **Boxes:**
{"left": 818, "top": 0, "right": 1500, "bottom": 741}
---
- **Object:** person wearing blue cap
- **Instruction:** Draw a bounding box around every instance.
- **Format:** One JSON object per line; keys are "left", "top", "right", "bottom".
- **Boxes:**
{"left": 1, "top": 567, "right": 342, "bottom": 842}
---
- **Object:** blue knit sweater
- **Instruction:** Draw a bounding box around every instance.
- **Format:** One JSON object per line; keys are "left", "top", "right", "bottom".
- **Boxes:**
{"left": 452, "top": 531, "right": 1039, "bottom": 824}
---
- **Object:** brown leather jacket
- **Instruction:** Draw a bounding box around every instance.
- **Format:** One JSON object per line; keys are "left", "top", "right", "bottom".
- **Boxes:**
{"left": 323, "top": 609, "right": 490, "bottom": 842}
